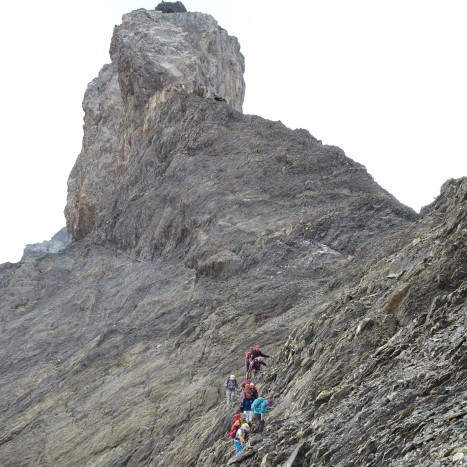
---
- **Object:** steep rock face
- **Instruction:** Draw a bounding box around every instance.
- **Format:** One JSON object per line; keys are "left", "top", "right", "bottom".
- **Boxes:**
{"left": 90, "top": 93, "right": 416, "bottom": 268}
{"left": 65, "top": 7, "right": 245, "bottom": 241}
{"left": 204, "top": 177, "right": 467, "bottom": 467}
{"left": 65, "top": 63, "right": 122, "bottom": 241}
{"left": 2, "top": 5, "right": 466, "bottom": 467}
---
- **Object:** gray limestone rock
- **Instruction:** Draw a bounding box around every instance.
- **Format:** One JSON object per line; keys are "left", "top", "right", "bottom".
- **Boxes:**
{"left": 21, "top": 227, "right": 71, "bottom": 261}
{"left": 65, "top": 7, "right": 244, "bottom": 241}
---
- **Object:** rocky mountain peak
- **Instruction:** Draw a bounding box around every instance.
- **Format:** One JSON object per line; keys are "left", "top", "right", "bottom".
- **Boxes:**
{"left": 65, "top": 6, "right": 245, "bottom": 241}
{"left": 1, "top": 5, "right": 466, "bottom": 467}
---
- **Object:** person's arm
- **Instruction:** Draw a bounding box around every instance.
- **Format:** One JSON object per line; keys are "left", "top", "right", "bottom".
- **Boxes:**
{"left": 261, "top": 401, "right": 270, "bottom": 413}
{"left": 238, "top": 428, "right": 245, "bottom": 443}
{"left": 259, "top": 351, "right": 270, "bottom": 358}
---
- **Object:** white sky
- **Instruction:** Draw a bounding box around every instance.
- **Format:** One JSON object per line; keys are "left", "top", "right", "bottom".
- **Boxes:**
{"left": 0, "top": 1, "right": 465, "bottom": 264}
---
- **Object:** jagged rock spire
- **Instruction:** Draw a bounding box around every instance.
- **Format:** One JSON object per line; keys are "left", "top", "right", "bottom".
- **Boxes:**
{"left": 65, "top": 7, "right": 245, "bottom": 240}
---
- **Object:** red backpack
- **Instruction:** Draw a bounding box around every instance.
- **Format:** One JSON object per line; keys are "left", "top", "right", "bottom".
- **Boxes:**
{"left": 230, "top": 419, "right": 243, "bottom": 439}
{"left": 231, "top": 413, "right": 243, "bottom": 424}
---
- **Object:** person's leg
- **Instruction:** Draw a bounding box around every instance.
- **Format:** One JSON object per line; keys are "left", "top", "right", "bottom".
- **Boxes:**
{"left": 253, "top": 412, "right": 261, "bottom": 431}
{"left": 234, "top": 439, "right": 242, "bottom": 453}
{"left": 259, "top": 413, "right": 265, "bottom": 432}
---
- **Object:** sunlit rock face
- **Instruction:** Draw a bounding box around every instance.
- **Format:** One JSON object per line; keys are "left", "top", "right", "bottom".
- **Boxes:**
{"left": 3, "top": 2, "right": 467, "bottom": 467}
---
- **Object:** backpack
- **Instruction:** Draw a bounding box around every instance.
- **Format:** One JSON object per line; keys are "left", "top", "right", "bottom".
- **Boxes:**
{"left": 230, "top": 425, "right": 239, "bottom": 439}
{"left": 230, "top": 419, "right": 244, "bottom": 439}
{"left": 226, "top": 378, "right": 237, "bottom": 390}
{"left": 231, "top": 413, "right": 243, "bottom": 425}
{"left": 249, "top": 358, "right": 260, "bottom": 371}
{"left": 245, "top": 351, "right": 253, "bottom": 366}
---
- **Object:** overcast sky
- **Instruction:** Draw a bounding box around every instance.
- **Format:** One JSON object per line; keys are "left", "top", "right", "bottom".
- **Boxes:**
{"left": 0, "top": 1, "right": 465, "bottom": 264}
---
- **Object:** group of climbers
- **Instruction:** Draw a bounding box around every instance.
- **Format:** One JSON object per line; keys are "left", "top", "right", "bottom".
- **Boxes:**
{"left": 225, "top": 345, "right": 274, "bottom": 454}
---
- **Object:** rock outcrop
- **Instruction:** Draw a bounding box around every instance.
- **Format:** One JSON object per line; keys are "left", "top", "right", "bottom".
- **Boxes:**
{"left": 21, "top": 227, "right": 71, "bottom": 261}
{"left": 1, "top": 3, "right": 466, "bottom": 467}
{"left": 155, "top": 1, "right": 187, "bottom": 13}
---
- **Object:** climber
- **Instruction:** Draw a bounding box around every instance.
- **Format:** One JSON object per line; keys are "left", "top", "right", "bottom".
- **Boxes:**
{"left": 242, "top": 382, "right": 258, "bottom": 400}
{"left": 251, "top": 397, "right": 273, "bottom": 433}
{"left": 230, "top": 415, "right": 247, "bottom": 444}
{"left": 241, "top": 379, "right": 251, "bottom": 395}
{"left": 233, "top": 422, "right": 250, "bottom": 453}
{"left": 248, "top": 356, "right": 267, "bottom": 376}
{"left": 224, "top": 374, "right": 239, "bottom": 404}
{"left": 244, "top": 350, "right": 253, "bottom": 379}
{"left": 246, "top": 345, "right": 270, "bottom": 378}
{"left": 241, "top": 388, "right": 256, "bottom": 422}
{"left": 231, "top": 413, "right": 245, "bottom": 427}
{"left": 230, "top": 413, "right": 246, "bottom": 438}
{"left": 251, "top": 345, "right": 270, "bottom": 360}
{"left": 249, "top": 382, "right": 259, "bottom": 399}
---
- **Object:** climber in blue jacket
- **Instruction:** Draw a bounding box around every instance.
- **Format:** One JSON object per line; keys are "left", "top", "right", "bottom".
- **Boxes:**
{"left": 251, "top": 397, "right": 273, "bottom": 432}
